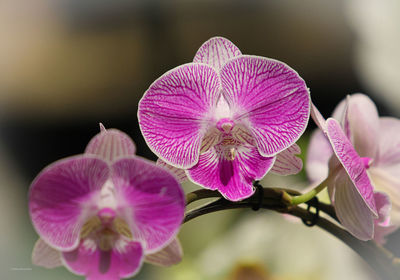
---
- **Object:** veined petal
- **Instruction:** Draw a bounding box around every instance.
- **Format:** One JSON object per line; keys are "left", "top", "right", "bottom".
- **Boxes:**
{"left": 62, "top": 239, "right": 143, "bottom": 280}
{"left": 85, "top": 124, "right": 136, "bottom": 163}
{"left": 156, "top": 158, "right": 188, "bottom": 183}
{"left": 374, "top": 117, "right": 400, "bottom": 176}
{"left": 332, "top": 169, "right": 375, "bottom": 241}
{"left": 270, "top": 143, "right": 303, "bottom": 175}
{"left": 144, "top": 238, "right": 183, "bottom": 267}
{"left": 220, "top": 55, "right": 310, "bottom": 156}
{"left": 111, "top": 157, "right": 185, "bottom": 253}
{"left": 346, "top": 94, "right": 379, "bottom": 158}
{"left": 193, "top": 36, "right": 242, "bottom": 71}
{"left": 306, "top": 129, "right": 333, "bottom": 183}
{"left": 138, "top": 63, "right": 221, "bottom": 169}
{"left": 187, "top": 145, "right": 275, "bottom": 201}
{"left": 29, "top": 156, "right": 109, "bottom": 251}
{"left": 32, "top": 239, "right": 62, "bottom": 269}
{"left": 326, "top": 118, "right": 377, "bottom": 216}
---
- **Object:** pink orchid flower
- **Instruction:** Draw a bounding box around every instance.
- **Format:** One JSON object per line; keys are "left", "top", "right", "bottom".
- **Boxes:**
{"left": 29, "top": 125, "right": 185, "bottom": 280}
{"left": 308, "top": 94, "right": 397, "bottom": 242}
{"left": 138, "top": 36, "right": 310, "bottom": 201}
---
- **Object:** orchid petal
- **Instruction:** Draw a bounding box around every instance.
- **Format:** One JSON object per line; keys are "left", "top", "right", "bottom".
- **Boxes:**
{"left": 373, "top": 192, "right": 397, "bottom": 244}
{"left": 32, "top": 239, "right": 62, "bottom": 269}
{"left": 346, "top": 94, "right": 380, "bottom": 158}
{"left": 374, "top": 191, "right": 392, "bottom": 225}
{"left": 331, "top": 97, "right": 347, "bottom": 122}
{"left": 331, "top": 169, "right": 375, "bottom": 240}
{"left": 374, "top": 117, "right": 400, "bottom": 176}
{"left": 111, "top": 157, "right": 185, "bottom": 253}
{"left": 369, "top": 167, "right": 400, "bottom": 225}
{"left": 144, "top": 238, "right": 183, "bottom": 267}
{"left": 187, "top": 145, "right": 275, "bottom": 201}
{"left": 220, "top": 55, "right": 310, "bottom": 157}
{"left": 270, "top": 143, "right": 303, "bottom": 175}
{"left": 193, "top": 36, "right": 242, "bottom": 71}
{"left": 138, "top": 63, "right": 221, "bottom": 169}
{"left": 306, "top": 129, "right": 333, "bottom": 183}
{"left": 326, "top": 118, "right": 377, "bottom": 215}
{"left": 85, "top": 125, "right": 136, "bottom": 162}
{"left": 310, "top": 102, "right": 327, "bottom": 131}
{"left": 62, "top": 239, "right": 143, "bottom": 280}
{"left": 156, "top": 158, "right": 188, "bottom": 183}
{"left": 29, "top": 156, "right": 109, "bottom": 251}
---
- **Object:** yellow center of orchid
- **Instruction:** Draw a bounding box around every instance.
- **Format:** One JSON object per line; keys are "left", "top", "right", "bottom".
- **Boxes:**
{"left": 79, "top": 181, "right": 133, "bottom": 251}
{"left": 80, "top": 210, "right": 133, "bottom": 251}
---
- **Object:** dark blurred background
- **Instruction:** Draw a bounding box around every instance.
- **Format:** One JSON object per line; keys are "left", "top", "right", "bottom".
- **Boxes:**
{"left": 1, "top": 0, "right": 399, "bottom": 279}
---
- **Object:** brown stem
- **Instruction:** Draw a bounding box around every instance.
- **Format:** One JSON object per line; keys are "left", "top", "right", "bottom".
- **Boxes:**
{"left": 183, "top": 188, "right": 400, "bottom": 280}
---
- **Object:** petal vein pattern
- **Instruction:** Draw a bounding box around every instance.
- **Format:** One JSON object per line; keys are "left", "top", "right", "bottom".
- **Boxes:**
{"left": 188, "top": 144, "right": 275, "bottom": 201}
{"left": 220, "top": 56, "right": 310, "bottom": 157}
{"left": 138, "top": 63, "right": 221, "bottom": 169}
{"left": 111, "top": 158, "right": 185, "bottom": 253}
{"left": 193, "top": 36, "right": 242, "bottom": 71}
{"left": 326, "top": 118, "right": 377, "bottom": 215}
{"left": 29, "top": 156, "right": 110, "bottom": 251}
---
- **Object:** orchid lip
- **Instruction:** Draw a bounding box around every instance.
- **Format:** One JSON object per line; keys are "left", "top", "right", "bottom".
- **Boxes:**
{"left": 97, "top": 208, "right": 116, "bottom": 225}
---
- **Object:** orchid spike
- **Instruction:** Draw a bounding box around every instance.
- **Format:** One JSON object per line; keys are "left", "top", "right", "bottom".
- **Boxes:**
{"left": 138, "top": 36, "right": 310, "bottom": 201}
{"left": 308, "top": 94, "right": 398, "bottom": 242}
{"left": 29, "top": 125, "right": 185, "bottom": 280}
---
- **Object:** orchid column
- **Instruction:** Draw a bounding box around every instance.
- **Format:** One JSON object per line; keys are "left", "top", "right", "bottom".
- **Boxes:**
{"left": 138, "top": 37, "right": 310, "bottom": 201}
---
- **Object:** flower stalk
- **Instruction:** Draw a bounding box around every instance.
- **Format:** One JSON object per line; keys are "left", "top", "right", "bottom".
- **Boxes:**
{"left": 289, "top": 179, "right": 328, "bottom": 205}
{"left": 184, "top": 185, "right": 400, "bottom": 280}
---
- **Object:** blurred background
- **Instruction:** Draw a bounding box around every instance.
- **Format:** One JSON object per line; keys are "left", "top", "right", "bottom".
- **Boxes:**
{"left": 1, "top": 0, "right": 399, "bottom": 279}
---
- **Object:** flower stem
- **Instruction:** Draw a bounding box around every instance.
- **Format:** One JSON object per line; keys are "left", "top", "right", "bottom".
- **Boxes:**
{"left": 185, "top": 189, "right": 221, "bottom": 206}
{"left": 289, "top": 179, "right": 328, "bottom": 205}
{"left": 183, "top": 187, "right": 400, "bottom": 280}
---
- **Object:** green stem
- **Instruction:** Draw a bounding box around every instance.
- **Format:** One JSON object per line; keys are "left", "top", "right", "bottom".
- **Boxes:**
{"left": 289, "top": 179, "right": 328, "bottom": 205}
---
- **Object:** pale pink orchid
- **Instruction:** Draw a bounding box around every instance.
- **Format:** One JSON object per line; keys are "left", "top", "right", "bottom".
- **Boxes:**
{"left": 308, "top": 94, "right": 398, "bottom": 242}
{"left": 29, "top": 125, "right": 185, "bottom": 280}
{"left": 138, "top": 36, "right": 310, "bottom": 201}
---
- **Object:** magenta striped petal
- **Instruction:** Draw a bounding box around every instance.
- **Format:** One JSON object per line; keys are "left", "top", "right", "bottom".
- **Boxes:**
{"left": 32, "top": 239, "right": 62, "bottom": 269}
{"left": 220, "top": 56, "right": 310, "bottom": 157}
{"left": 346, "top": 94, "right": 379, "bottom": 158}
{"left": 29, "top": 156, "right": 109, "bottom": 251}
{"left": 326, "top": 118, "right": 377, "bottom": 215}
{"left": 62, "top": 239, "right": 143, "bottom": 280}
{"left": 111, "top": 157, "right": 185, "bottom": 253}
{"left": 85, "top": 124, "right": 136, "bottom": 162}
{"left": 270, "top": 143, "right": 303, "bottom": 175}
{"left": 138, "top": 63, "right": 221, "bottom": 169}
{"left": 144, "top": 238, "right": 183, "bottom": 267}
{"left": 329, "top": 169, "right": 375, "bottom": 240}
{"left": 193, "top": 36, "right": 242, "bottom": 71}
{"left": 156, "top": 158, "right": 188, "bottom": 183}
{"left": 187, "top": 145, "right": 275, "bottom": 201}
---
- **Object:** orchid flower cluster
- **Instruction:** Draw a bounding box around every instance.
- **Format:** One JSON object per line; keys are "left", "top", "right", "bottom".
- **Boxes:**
{"left": 29, "top": 37, "right": 400, "bottom": 279}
